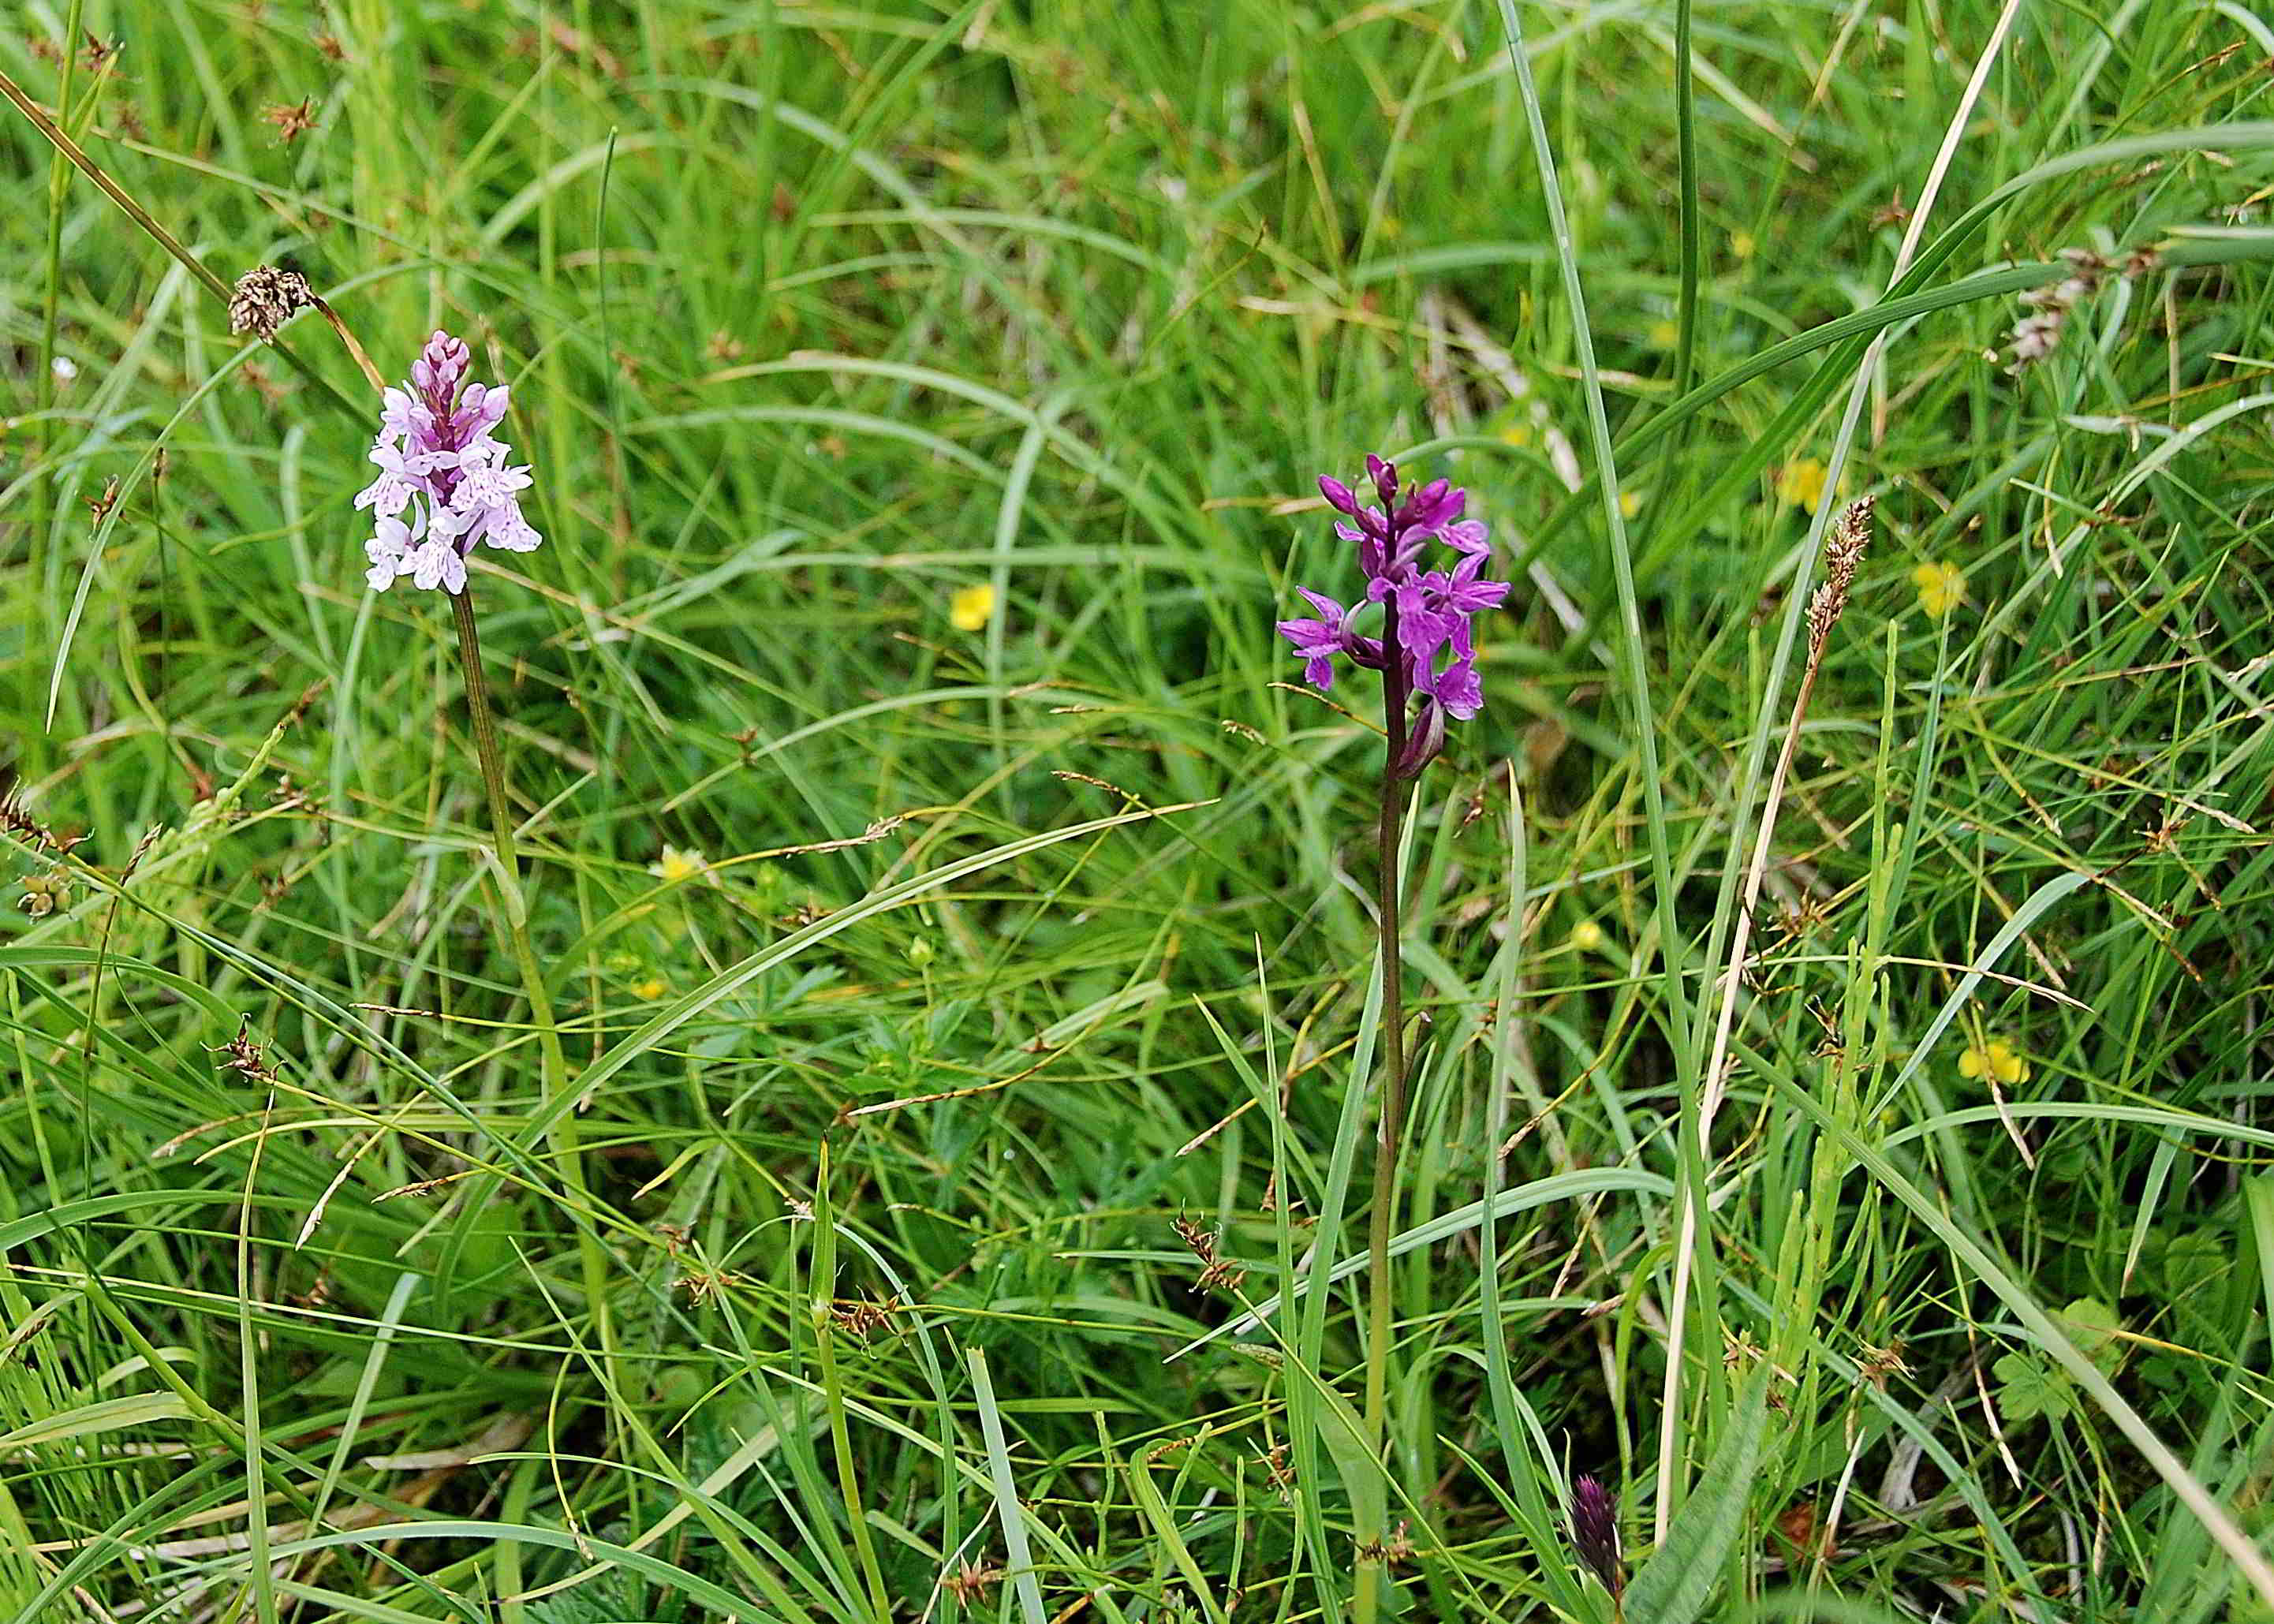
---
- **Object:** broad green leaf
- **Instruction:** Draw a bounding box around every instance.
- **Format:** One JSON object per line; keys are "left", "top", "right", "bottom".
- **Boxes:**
{"left": 1624, "top": 1361, "right": 1771, "bottom": 1624}
{"left": 2060, "top": 1298, "right": 2126, "bottom": 1374}
{"left": 1993, "top": 1352, "right": 2074, "bottom": 1423}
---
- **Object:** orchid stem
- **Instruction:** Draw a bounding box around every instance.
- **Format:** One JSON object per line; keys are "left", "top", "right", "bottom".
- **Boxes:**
{"left": 448, "top": 585, "right": 614, "bottom": 1354}
{"left": 1357, "top": 603, "right": 1411, "bottom": 1622}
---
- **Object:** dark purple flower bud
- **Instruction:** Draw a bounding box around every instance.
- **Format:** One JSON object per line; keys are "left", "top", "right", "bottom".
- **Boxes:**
{"left": 1398, "top": 479, "right": 1462, "bottom": 535}
{"left": 1568, "top": 1476, "right": 1623, "bottom": 1599}
{"left": 1320, "top": 476, "right": 1360, "bottom": 516}
{"left": 1366, "top": 454, "right": 1398, "bottom": 504}
{"left": 1342, "top": 633, "right": 1387, "bottom": 670}
{"left": 1391, "top": 699, "right": 1446, "bottom": 780}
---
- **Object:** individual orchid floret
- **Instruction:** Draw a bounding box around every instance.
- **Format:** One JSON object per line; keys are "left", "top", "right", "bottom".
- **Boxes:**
{"left": 1277, "top": 455, "right": 1507, "bottom": 775}
{"left": 354, "top": 330, "right": 540, "bottom": 595}
{"left": 1276, "top": 588, "right": 1353, "bottom": 690}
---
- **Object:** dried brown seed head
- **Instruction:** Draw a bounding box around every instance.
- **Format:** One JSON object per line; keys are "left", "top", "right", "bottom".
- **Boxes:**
{"left": 261, "top": 99, "right": 316, "bottom": 144}
{"left": 943, "top": 1562, "right": 1003, "bottom": 1603}
{"left": 1805, "top": 495, "right": 1874, "bottom": 652}
{"left": 227, "top": 265, "right": 315, "bottom": 342}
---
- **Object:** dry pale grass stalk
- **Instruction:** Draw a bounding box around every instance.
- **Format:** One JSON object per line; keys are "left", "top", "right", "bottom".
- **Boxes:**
{"left": 1701, "top": 495, "right": 1873, "bottom": 1126}
{"left": 1652, "top": 11, "right": 2032, "bottom": 1547}
{"left": 1655, "top": 495, "right": 1873, "bottom": 1537}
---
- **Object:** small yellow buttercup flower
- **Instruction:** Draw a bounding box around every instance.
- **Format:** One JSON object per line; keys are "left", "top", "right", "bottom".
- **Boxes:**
{"left": 1569, "top": 920, "right": 1606, "bottom": 953}
{"left": 651, "top": 847, "right": 708, "bottom": 885}
{"left": 950, "top": 583, "right": 995, "bottom": 632}
{"left": 1959, "top": 1036, "right": 2029, "bottom": 1086}
{"left": 1619, "top": 491, "right": 1643, "bottom": 519}
{"left": 1499, "top": 421, "right": 1535, "bottom": 450}
{"left": 1647, "top": 319, "right": 1679, "bottom": 348}
{"left": 1912, "top": 562, "right": 1965, "bottom": 618}
{"left": 1776, "top": 457, "right": 1846, "bottom": 513}
{"left": 633, "top": 976, "right": 668, "bottom": 1000}
{"left": 1731, "top": 230, "right": 1757, "bottom": 260}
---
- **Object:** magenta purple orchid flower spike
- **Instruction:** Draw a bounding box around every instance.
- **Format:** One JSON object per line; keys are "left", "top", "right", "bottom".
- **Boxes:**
{"left": 1275, "top": 454, "right": 1510, "bottom": 1600}
{"left": 1275, "top": 455, "right": 1507, "bottom": 778}
{"left": 355, "top": 330, "right": 540, "bottom": 595}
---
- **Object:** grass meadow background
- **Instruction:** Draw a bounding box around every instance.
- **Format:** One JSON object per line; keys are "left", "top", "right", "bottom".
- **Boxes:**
{"left": 5, "top": 0, "right": 2274, "bottom": 1618}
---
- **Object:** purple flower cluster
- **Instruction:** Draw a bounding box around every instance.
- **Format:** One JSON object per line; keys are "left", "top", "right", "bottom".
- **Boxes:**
{"left": 1567, "top": 1474, "right": 1624, "bottom": 1599}
{"left": 1276, "top": 456, "right": 1507, "bottom": 775}
{"left": 355, "top": 330, "right": 540, "bottom": 595}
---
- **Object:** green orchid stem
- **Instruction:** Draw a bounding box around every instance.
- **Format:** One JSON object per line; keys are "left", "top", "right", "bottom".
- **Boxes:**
{"left": 1357, "top": 607, "right": 1413, "bottom": 1624}
{"left": 448, "top": 584, "right": 614, "bottom": 1354}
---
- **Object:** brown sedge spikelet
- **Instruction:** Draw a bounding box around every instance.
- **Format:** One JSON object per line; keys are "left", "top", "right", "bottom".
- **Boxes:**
{"left": 1806, "top": 495, "right": 1874, "bottom": 657}
{"left": 1171, "top": 1214, "right": 1247, "bottom": 1295}
{"left": 0, "top": 782, "right": 77, "bottom": 855}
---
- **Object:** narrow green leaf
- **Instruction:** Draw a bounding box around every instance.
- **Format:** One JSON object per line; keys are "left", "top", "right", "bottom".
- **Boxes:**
{"left": 0, "top": 1393, "right": 192, "bottom": 1450}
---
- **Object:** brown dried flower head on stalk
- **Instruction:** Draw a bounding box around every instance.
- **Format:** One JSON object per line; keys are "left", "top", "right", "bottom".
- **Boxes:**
{"left": 2005, "top": 245, "right": 2162, "bottom": 372}
{"left": 261, "top": 99, "right": 316, "bottom": 144}
{"left": 943, "top": 1562, "right": 1003, "bottom": 1603}
{"left": 1171, "top": 1215, "right": 1247, "bottom": 1295}
{"left": 1806, "top": 495, "right": 1875, "bottom": 655}
{"left": 0, "top": 783, "right": 80, "bottom": 855}
{"left": 227, "top": 265, "right": 315, "bottom": 342}
{"left": 211, "top": 1017, "right": 278, "bottom": 1084}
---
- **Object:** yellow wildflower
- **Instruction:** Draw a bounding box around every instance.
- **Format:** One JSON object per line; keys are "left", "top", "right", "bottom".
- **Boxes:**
{"left": 1776, "top": 457, "right": 1846, "bottom": 512}
{"left": 633, "top": 977, "right": 668, "bottom": 1001}
{"left": 1912, "top": 562, "right": 1964, "bottom": 618}
{"left": 1569, "top": 920, "right": 1606, "bottom": 953}
{"left": 1958, "top": 1036, "right": 2029, "bottom": 1087}
{"left": 1499, "top": 421, "right": 1535, "bottom": 450}
{"left": 1619, "top": 491, "right": 1642, "bottom": 519}
{"left": 1647, "top": 319, "right": 1679, "bottom": 348}
{"left": 1731, "top": 230, "right": 1757, "bottom": 260}
{"left": 651, "top": 847, "right": 708, "bottom": 885}
{"left": 950, "top": 583, "right": 995, "bottom": 632}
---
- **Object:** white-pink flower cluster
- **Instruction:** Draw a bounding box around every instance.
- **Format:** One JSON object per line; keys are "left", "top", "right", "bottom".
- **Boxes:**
{"left": 354, "top": 330, "right": 540, "bottom": 595}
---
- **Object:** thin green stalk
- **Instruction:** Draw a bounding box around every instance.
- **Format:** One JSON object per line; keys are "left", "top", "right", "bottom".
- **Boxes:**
{"left": 1357, "top": 603, "right": 1412, "bottom": 1624}
{"left": 1493, "top": 0, "right": 1703, "bottom": 1538}
{"left": 3, "top": 58, "right": 225, "bottom": 305}
{"left": 0, "top": 58, "right": 368, "bottom": 420}
{"left": 446, "top": 586, "right": 613, "bottom": 1355}
{"left": 1671, "top": 0, "right": 1699, "bottom": 401}
{"left": 812, "top": 1144, "right": 893, "bottom": 1622}
{"left": 37, "top": 0, "right": 87, "bottom": 617}
{"left": 1649, "top": 0, "right": 2026, "bottom": 1536}
{"left": 233, "top": 1088, "right": 281, "bottom": 1624}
